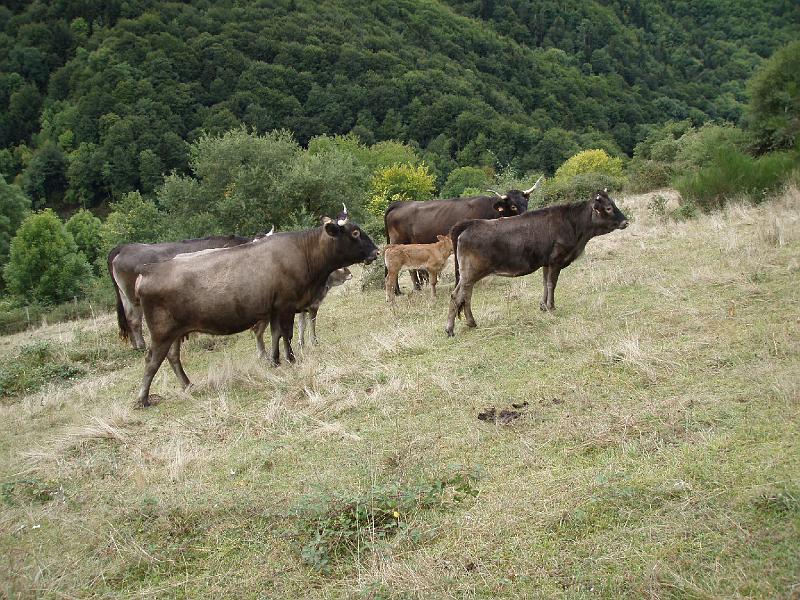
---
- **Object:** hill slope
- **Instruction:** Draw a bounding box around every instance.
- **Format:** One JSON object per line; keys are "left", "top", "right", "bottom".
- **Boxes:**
{"left": 1, "top": 187, "right": 798, "bottom": 596}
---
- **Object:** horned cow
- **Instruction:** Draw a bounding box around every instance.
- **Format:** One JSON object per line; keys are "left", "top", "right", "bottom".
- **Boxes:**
{"left": 134, "top": 218, "right": 379, "bottom": 406}
{"left": 445, "top": 190, "right": 629, "bottom": 337}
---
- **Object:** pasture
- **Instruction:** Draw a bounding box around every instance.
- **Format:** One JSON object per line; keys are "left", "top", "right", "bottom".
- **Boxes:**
{"left": 1, "top": 189, "right": 798, "bottom": 598}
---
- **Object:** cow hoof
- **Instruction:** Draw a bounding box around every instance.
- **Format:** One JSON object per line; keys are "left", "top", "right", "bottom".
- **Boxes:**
{"left": 466, "top": 320, "right": 477, "bottom": 328}
{"left": 445, "top": 327, "right": 454, "bottom": 337}
{"left": 135, "top": 394, "right": 165, "bottom": 409}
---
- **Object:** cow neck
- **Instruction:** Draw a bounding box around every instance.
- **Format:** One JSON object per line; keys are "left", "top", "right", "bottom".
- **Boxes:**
{"left": 562, "top": 200, "right": 597, "bottom": 250}
{"left": 298, "top": 227, "right": 344, "bottom": 282}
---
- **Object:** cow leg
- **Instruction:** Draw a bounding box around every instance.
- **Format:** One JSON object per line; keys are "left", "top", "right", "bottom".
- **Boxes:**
{"left": 446, "top": 281, "right": 476, "bottom": 336}
{"left": 462, "top": 283, "right": 478, "bottom": 328}
{"left": 253, "top": 321, "right": 268, "bottom": 359}
{"left": 119, "top": 292, "right": 147, "bottom": 351}
{"left": 166, "top": 337, "right": 191, "bottom": 390}
{"left": 136, "top": 336, "right": 173, "bottom": 406}
{"left": 429, "top": 270, "right": 438, "bottom": 298}
{"left": 540, "top": 267, "right": 550, "bottom": 311}
{"left": 307, "top": 307, "right": 319, "bottom": 346}
{"left": 279, "top": 312, "right": 296, "bottom": 363}
{"left": 270, "top": 317, "right": 282, "bottom": 366}
{"left": 543, "top": 267, "right": 561, "bottom": 312}
{"left": 297, "top": 312, "right": 307, "bottom": 349}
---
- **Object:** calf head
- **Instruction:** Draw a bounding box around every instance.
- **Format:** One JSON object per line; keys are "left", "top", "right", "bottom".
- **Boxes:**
{"left": 327, "top": 267, "right": 352, "bottom": 287}
{"left": 322, "top": 218, "right": 380, "bottom": 264}
{"left": 436, "top": 234, "right": 454, "bottom": 255}
{"left": 590, "top": 189, "right": 629, "bottom": 233}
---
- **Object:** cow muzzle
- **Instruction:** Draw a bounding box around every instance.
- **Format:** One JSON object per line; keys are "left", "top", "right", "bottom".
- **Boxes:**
{"left": 364, "top": 248, "right": 381, "bottom": 264}
{"left": 618, "top": 220, "right": 629, "bottom": 229}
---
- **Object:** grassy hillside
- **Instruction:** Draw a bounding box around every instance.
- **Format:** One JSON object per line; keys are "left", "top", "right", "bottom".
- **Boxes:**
{"left": 1, "top": 188, "right": 799, "bottom": 597}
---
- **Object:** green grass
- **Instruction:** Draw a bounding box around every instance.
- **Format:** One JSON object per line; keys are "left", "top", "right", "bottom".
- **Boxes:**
{"left": 0, "top": 188, "right": 798, "bottom": 598}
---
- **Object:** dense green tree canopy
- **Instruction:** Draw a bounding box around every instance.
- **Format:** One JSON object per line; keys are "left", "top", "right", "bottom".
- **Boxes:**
{"left": 0, "top": 0, "right": 796, "bottom": 209}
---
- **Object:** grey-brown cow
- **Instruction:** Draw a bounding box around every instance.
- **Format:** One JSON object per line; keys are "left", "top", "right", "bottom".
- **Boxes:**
{"left": 445, "top": 190, "right": 629, "bottom": 337}
{"left": 134, "top": 220, "right": 379, "bottom": 406}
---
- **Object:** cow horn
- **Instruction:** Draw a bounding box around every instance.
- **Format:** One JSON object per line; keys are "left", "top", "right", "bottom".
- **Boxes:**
{"left": 523, "top": 176, "right": 544, "bottom": 196}
{"left": 267, "top": 224, "right": 275, "bottom": 236}
{"left": 337, "top": 203, "right": 348, "bottom": 226}
{"left": 486, "top": 189, "right": 508, "bottom": 200}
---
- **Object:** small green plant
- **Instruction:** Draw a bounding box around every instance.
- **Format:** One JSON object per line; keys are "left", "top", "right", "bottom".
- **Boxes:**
{"left": 296, "top": 468, "right": 480, "bottom": 572}
{"left": 647, "top": 195, "right": 669, "bottom": 221}
{"left": 1, "top": 478, "right": 61, "bottom": 506}
{"left": 0, "top": 340, "right": 85, "bottom": 399}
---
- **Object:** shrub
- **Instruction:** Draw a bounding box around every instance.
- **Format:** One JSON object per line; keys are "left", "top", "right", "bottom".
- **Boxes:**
{"left": 542, "top": 173, "right": 626, "bottom": 206}
{"left": 674, "top": 146, "right": 798, "bottom": 211}
{"left": 366, "top": 163, "right": 435, "bottom": 217}
{"left": 65, "top": 209, "right": 102, "bottom": 272}
{"left": 100, "top": 191, "right": 166, "bottom": 262}
{"left": 4, "top": 209, "right": 92, "bottom": 303}
{"left": 441, "top": 166, "right": 490, "bottom": 198}
{"left": 554, "top": 149, "right": 624, "bottom": 180}
{"left": 625, "top": 159, "right": 673, "bottom": 193}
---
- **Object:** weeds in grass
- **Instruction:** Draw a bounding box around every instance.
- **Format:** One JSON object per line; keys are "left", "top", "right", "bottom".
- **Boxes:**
{"left": 296, "top": 467, "right": 481, "bottom": 572}
{"left": 0, "top": 341, "right": 85, "bottom": 400}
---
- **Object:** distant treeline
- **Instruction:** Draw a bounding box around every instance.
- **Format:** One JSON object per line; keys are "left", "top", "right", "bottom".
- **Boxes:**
{"left": 1, "top": 0, "right": 798, "bottom": 210}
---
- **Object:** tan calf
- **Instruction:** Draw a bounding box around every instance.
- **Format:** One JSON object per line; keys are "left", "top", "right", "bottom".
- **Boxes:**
{"left": 384, "top": 235, "right": 454, "bottom": 303}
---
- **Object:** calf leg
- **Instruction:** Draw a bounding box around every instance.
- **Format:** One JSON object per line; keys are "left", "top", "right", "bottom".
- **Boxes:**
{"left": 297, "top": 311, "right": 307, "bottom": 349}
{"left": 166, "top": 337, "right": 191, "bottom": 390}
{"left": 385, "top": 267, "right": 400, "bottom": 304}
{"left": 253, "top": 321, "right": 268, "bottom": 358}
{"left": 136, "top": 335, "right": 174, "bottom": 406}
{"left": 307, "top": 307, "right": 319, "bottom": 346}
{"left": 429, "top": 270, "right": 439, "bottom": 298}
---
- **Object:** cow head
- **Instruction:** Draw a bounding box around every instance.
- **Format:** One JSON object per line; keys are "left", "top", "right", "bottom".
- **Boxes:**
{"left": 590, "top": 189, "right": 629, "bottom": 233}
{"left": 487, "top": 178, "right": 541, "bottom": 215}
{"left": 436, "top": 234, "right": 454, "bottom": 253}
{"left": 322, "top": 218, "right": 380, "bottom": 264}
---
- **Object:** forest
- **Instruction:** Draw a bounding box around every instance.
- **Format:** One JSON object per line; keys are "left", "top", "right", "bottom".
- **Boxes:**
{"left": 0, "top": 0, "right": 798, "bottom": 318}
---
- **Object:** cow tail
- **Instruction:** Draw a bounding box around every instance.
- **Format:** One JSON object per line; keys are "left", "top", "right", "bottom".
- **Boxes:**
{"left": 450, "top": 220, "right": 474, "bottom": 286}
{"left": 107, "top": 246, "right": 129, "bottom": 341}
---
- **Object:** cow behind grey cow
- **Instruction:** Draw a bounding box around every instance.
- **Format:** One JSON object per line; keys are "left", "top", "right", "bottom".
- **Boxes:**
{"left": 445, "top": 190, "right": 629, "bottom": 337}
{"left": 108, "top": 232, "right": 272, "bottom": 349}
{"left": 134, "top": 220, "right": 379, "bottom": 406}
{"left": 383, "top": 178, "right": 542, "bottom": 292}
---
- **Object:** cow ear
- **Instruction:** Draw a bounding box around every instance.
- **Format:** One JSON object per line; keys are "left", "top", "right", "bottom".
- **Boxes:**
{"left": 324, "top": 222, "right": 340, "bottom": 237}
{"left": 493, "top": 201, "right": 506, "bottom": 212}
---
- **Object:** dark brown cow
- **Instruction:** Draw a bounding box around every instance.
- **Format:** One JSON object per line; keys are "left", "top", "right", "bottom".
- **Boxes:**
{"left": 108, "top": 233, "right": 271, "bottom": 349}
{"left": 134, "top": 220, "right": 379, "bottom": 406}
{"left": 445, "top": 190, "right": 629, "bottom": 337}
{"left": 383, "top": 178, "right": 542, "bottom": 292}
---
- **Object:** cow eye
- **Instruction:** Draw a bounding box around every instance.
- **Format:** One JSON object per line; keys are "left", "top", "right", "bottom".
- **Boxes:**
{"left": 352, "top": 229, "right": 361, "bottom": 238}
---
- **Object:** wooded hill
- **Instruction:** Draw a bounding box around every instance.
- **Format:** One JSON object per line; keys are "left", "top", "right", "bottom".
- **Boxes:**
{"left": 1, "top": 0, "right": 798, "bottom": 208}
